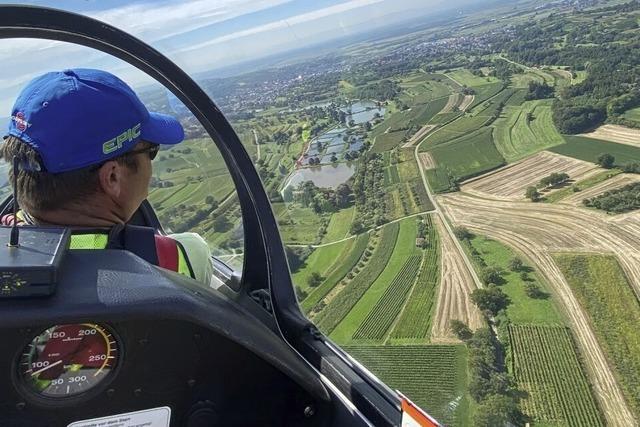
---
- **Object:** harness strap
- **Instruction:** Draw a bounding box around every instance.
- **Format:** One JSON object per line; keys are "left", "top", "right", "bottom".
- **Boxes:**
{"left": 154, "top": 235, "right": 179, "bottom": 272}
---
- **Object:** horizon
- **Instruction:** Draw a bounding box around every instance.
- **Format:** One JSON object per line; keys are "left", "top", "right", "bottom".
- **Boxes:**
{"left": 0, "top": 0, "right": 504, "bottom": 114}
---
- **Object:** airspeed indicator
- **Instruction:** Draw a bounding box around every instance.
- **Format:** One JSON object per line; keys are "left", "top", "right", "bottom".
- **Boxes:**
{"left": 17, "top": 323, "right": 120, "bottom": 399}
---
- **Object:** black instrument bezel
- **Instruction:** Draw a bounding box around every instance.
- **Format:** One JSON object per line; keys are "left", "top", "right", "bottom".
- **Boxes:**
{"left": 12, "top": 322, "right": 124, "bottom": 408}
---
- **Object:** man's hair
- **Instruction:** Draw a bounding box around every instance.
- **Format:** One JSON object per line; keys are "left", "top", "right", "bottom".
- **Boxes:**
{"left": 0, "top": 136, "right": 139, "bottom": 213}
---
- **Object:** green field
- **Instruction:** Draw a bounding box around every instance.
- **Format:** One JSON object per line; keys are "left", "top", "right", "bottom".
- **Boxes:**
{"left": 274, "top": 203, "right": 325, "bottom": 243}
{"left": 352, "top": 255, "right": 422, "bottom": 340}
{"left": 330, "top": 219, "right": 419, "bottom": 343}
{"left": 315, "top": 223, "right": 400, "bottom": 334}
{"left": 390, "top": 215, "right": 441, "bottom": 342}
{"left": 373, "top": 131, "right": 406, "bottom": 153}
{"left": 425, "top": 168, "right": 457, "bottom": 193}
{"left": 302, "top": 234, "right": 370, "bottom": 312}
{"left": 446, "top": 69, "right": 499, "bottom": 87}
{"left": 372, "top": 97, "right": 449, "bottom": 153}
{"left": 550, "top": 136, "right": 640, "bottom": 165}
{"left": 425, "top": 127, "right": 506, "bottom": 190}
{"left": 344, "top": 345, "right": 469, "bottom": 426}
{"left": 292, "top": 240, "right": 349, "bottom": 291}
{"left": 554, "top": 254, "right": 640, "bottom": 418}
{"left": 322, "top": 206, "right": 355, "bottom": 243}
{"left": 468, "top": 82, "right": 505, "bottom": 110}
{"left": 464, "top": 235, "right": 562, "bottom": 324}
{"left": 623, "top": 106, "right": 640, "bottom": 124}
{"left": 426, "top": 114, "right": 491, "bottom": 146}
{"left": 494, "top": 100, "right": 566, "bottom": 162}
{"left": 509, "top": 325, "right": 604, "bottom": 426}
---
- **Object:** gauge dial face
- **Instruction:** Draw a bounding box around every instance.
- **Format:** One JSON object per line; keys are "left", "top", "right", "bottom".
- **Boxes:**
{"left": 18, "top": 324, "right": 119, "bottom": 398}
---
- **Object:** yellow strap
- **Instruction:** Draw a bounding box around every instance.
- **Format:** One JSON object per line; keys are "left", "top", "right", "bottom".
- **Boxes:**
{"left": 70, "top": 233, "right": 108, "bottom": 249}
{"left": 177, "top": 245, "right": 194, "bottom": 278}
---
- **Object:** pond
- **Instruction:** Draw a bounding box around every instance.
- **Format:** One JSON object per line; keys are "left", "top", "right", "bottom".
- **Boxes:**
{"left": 342, "top": 101, "right": 385, "bottom": 125}
{"left": 282, "top": 163, "right": 356, "bottom": 199}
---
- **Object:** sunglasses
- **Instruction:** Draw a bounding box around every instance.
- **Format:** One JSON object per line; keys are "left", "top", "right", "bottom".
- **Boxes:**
{"left": 126, "top": 144, "right": 160, "bottom": 160}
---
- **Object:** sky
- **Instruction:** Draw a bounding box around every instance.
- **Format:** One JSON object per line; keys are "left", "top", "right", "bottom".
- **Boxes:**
{"left": 0, "top": 0, "right": 475, "bottom": 112}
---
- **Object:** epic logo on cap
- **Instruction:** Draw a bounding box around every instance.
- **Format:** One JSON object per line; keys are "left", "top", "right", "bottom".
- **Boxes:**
{"left": 11, "top": 112, "right": 30, "bottom": 132}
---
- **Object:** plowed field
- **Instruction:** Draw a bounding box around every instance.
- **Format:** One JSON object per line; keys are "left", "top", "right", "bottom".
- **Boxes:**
{"left": 580, "top": 124, "right": 640, "bottom": 147}
{"left": 419, "top": 152, "right": 436, "bottom": 170}
{"left": 458, "top": 95, "right": 474, "bottom": 112}
{"left": 461, "top": 151, "right": 601, "bottom": 200}
{"left": 430, "top": 215, "right": 484, "bottom": 342}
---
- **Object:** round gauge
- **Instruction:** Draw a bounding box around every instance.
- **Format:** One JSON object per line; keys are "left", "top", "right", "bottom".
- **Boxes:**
{"left": 18, "top": 323, "right": 120, "bottom": 398}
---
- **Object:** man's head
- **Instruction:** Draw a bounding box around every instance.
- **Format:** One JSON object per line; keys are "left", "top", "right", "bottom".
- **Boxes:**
{"left": 2, "top": 69, "right": 184, "bottom": 223}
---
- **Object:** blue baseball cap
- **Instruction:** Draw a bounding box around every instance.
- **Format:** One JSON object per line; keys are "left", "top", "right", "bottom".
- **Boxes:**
{"left": 5, "top": 68, "right": 184, "bottom": 173}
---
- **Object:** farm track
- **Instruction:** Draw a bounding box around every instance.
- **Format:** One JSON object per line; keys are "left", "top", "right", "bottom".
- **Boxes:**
{"left": 461, "top": 151, "right": 602, "bottom": 200}
{"left": 580, "top": 124, "right": 640, "bottom": 147}
{"left": 438, "top": 192, "right": 638, "bottom": 426}
{"left": 561, "top": 173, "right": 640, "bottom": 206}
{"left": 430, "top": 215, "right": 484, "bottom": 342}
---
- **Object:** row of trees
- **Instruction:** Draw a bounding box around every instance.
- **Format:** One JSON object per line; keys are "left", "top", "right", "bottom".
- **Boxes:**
{"left": 449, "top": 325, "right": 524, "bottom": 426}
{"left": 583, "top": 182, "right": 640, "bottom": 213}
{"left": 350, "top": 153, "right": 388, "bottom": 230}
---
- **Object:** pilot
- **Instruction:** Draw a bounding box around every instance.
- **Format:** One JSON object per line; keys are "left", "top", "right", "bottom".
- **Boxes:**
{"left": 1, "top": 68, "right": 214, "bottom": 286}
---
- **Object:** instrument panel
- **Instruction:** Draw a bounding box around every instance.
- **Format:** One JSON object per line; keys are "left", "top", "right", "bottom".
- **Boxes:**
{"left": 1, "top": 319, "right": 322, "bottom": 427}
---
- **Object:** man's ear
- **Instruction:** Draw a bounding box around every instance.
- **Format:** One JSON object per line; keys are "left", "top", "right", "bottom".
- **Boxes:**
{"left": 97, "top": 160, "right": 123, "bottom": 199}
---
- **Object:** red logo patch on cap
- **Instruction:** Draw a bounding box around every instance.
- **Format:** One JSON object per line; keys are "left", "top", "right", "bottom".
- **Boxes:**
{"left": 12, "top": 112, "right": 30, "bottom": 132}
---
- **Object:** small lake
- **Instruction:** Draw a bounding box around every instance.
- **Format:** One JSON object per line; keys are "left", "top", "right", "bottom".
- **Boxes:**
{"left": 284, "top": 163, "right": 355, "bottom": 190}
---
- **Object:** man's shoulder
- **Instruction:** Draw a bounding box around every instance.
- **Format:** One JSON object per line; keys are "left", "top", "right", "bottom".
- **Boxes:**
{"left": 167, "top": 232, "right": 215, "bottom": 287}
{"left": 168, "top": 231, "right": 209, "bottom": 252}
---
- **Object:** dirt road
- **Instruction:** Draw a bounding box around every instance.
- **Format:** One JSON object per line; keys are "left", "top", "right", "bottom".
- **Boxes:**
{"left": 438, "top": 192, "right": 637, "bottom": 426}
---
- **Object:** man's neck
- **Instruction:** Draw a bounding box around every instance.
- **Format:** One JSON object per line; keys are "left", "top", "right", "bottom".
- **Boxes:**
{"left": 28, "top": 200, "right": 128, "bottom": 227}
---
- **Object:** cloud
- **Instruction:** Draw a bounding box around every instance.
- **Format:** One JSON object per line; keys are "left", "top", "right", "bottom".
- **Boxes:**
{"left": 87, "top": 0, "right": 291, "bottom": 43}
{"left": 180, "top": 0, "right": 384, "bottom": 52}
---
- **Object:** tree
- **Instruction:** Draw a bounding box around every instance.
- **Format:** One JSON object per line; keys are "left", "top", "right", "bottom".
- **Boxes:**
{"left": 473, "top": 394, "right": 523, "bottom": 427}
{"left": 307, "top": 272, "right": 324, "bottom": 288}
{"left": 453, "top": 226, "right": 472, "bottom": 240}
{"left": 525, "top": 282, "right": 545, "bottom": 298}
{"left": 524, "top": 81, "right": 554, "bottom": 100}
{"left": 597, "top": 153, "right": 615, "bottom": 169}
{"left": 508, "top": 257, "right": 524, "bottom": 272}
{"left": 294, "top": 286, "right": 308, "bottom": 301}
{"left": 471, "top": 285, "right": 510, "bottom": 316}
{"left": 350, "top": 219, "right": 364, "bottom": 235}
{"left": 526, "top": 186, "right": 541, "bottom": 202}
{"left": 480, "top": 267, "right": 503, "bottom": 285}
{"left": 450, "top": 320, "right": 473, "bottom": 341}
{"left": 213, "top": 215, "right": 230, "bottom": 232}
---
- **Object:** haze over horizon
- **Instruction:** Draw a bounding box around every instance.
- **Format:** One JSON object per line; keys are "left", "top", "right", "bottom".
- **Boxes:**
{"left": 0, "top": 0, "right": 504, "bottom": 113}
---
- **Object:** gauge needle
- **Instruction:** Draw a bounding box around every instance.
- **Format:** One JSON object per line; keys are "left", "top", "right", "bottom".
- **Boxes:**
{"left": 31, "top": 360, "right": 62, "bottom": 377}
